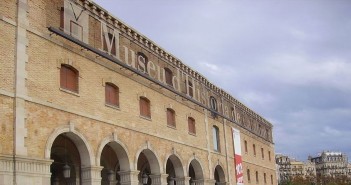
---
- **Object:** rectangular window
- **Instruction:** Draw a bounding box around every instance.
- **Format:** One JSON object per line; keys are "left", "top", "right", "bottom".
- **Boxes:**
{"left": 167, "top": 108, "right": 176, "bottom": 127}
{"left": 261, "top": 148, "right": 264, "bottom": 159}
{"left": 268, "top": 151, "right": 271, "bottom": 161}
{"left": 253, "top": 144, "right": 256, "bottom": 156}
{"left": 139, "top": 97, "right": 151, "bottom": 118}
{"left": 213, "top": 126, "right": 220, "bottom": 152}
{"left": 244, "top": 140, "right": 248, "bottom": 153}
{"left": 188, "top": 117, "right": 196, "bottom": 134}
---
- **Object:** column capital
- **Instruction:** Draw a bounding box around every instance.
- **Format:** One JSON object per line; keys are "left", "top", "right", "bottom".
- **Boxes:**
{"left": 118, "top": 170, "right": 140, "bottom": 185}
{"left": 81, "top": 166, "right": 103, "bottom": 185}
{"left": 149, "top": 173, "right": 169, "bottom": 185}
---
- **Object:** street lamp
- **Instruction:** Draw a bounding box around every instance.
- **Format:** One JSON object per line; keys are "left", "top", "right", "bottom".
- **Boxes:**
{"left": 63, "top": 164, "right": 71, "bottom": 178}
{"left": 108, "top": 169, "right": 115, "bottom": 182}
{"left": 142, "top": 173, "right": 148, "bottom": 185}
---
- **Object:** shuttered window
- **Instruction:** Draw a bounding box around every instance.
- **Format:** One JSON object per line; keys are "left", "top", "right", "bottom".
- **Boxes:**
{"left": 139, "top": 97, "right": 151, "bottom": 118}
{"left": 166, "top": 108, "right": 176, "bottom": 127}
{"left": 188, "top": 117, "right": 196, "bottom": 134}
{"left": 60, "top": 65, "right": 78, "bottom": 93}
{"left": 105, "top": 83, "right": 119, "bottom": 106}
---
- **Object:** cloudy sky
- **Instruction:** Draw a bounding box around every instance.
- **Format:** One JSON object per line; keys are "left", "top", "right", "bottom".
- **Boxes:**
{"left": 93, "top": 0, "right": 351, "bottom": 161}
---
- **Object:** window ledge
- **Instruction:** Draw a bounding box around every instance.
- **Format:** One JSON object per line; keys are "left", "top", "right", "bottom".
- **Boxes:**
{"left": 188, "top": 132, "right": 196, "bottom": 136}
{"left": 105, "top": 103, "right": 120, "bottom": 110}
{"left": 167, "top": 125, "right": 177, "bottom": 130}
{"left": 139, "top": 115, "right": 152, "bottom": 121}
{"left": 60, "top": 88, "right": 80, "bottom": 97}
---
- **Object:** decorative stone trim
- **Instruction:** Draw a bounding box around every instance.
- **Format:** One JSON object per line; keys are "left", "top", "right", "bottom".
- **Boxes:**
{"left": 0, "top": 155, "right": 14, "bottom": 173}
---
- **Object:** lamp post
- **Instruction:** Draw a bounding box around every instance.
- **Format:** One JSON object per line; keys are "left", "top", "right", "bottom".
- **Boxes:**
{"left": 107, "top": 169, "right": 115, "bottom": 182}
{"left": 63, "top": 164, "right": 71, "bottom": 178}
{"left": 142, "top": 173, "right": 148, "bottom": 185}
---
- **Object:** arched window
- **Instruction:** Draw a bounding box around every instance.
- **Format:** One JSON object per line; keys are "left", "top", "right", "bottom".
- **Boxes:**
{"left": 247, "top": 169, "right": 251, "bottom": 182}
{"left": 264, "top": 173, "right": 267, "bottom": 184}
{"left": 256, "top": 171, "right": 259, "bottom": 183}
{"left": 105, "top": 82, "right": 119, "bottom": 107}
{"left": 188, "top": 117, "right": 196, "bottom": 134}
{"left": 164, "top": 68, "right": 173, "bottom": 86}
{"left": 60, "top": 64, "right": 79, "bottom": 93}
{"left": 212, "top": 126, "right": 220, "bottom": 152}
{"left": 139, "top": 97, "right": 151, "bottom": 118}
{"left": 166, "top": 108, "right": 176, "bottom": 127}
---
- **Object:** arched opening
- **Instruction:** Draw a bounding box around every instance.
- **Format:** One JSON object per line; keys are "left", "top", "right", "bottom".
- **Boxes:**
{"left": 99, "top": 141, "right": 131, "bottom": 185}
{"left": 166, "top": 155, "right": 184, "bottom": 185}
{"left": 214, "top": 165, "right": 225, "bottom": 185}
{"left": 188, "top": 159, "right": 204, "bottom": 185}
{"left": 101, "top": 145, "right": 119, "bottom": 185}
{"left": 137, "top": 149, "right": 160, "bottom": 185}
{"left": 50, "top": 134, "right": 85, "bottom": 185}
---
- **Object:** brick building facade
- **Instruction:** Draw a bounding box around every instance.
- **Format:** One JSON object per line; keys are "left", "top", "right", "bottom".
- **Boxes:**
{"left": 0, "top": 0, "right": 277, "bottom": 184}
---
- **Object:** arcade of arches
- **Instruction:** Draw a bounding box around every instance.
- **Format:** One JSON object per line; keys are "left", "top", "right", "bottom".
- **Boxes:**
{"left": 48, "top": 132, "right": 227, "bottom": 185}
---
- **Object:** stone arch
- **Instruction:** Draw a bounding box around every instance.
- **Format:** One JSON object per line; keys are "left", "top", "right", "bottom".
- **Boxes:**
{"left": 135, "top": 142, "right": 161, "bottom": 174}
{"left": 187, "top": 157, "right": 204, "bottom": 180}
{"left": 45, "top": 124, "right": 95, "bottom": 166}
{"left": 214, "top": 164, "right": 226, "bottom": 183}
{"left": 164, "top": 153, "right": 185, "bottom": 178}
{"left": 96, "top": 134, "right": 131, "bottom": 171}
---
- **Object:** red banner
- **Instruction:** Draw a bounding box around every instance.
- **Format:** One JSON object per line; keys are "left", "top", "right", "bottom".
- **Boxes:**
{"left": 232, "top": 128, "right": 244, "bottom": 185}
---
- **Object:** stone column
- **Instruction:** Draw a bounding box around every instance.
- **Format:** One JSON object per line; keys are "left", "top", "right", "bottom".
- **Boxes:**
{"left": 149, "top": 173, "right": 168, "bottom": 185}
{"left": 118, "top": 170, "right": 140, "bottom": 185}
{"left": 174, "top": 177, "right": 191, "bottom": 185}
{"left": 81, "top": 166, "right": 103, "bottom": 185}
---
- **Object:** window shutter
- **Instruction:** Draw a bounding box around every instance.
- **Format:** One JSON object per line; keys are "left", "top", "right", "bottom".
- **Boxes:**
{"left": 60, "top": 66, "right": 67, "bottom": 88}
{"left": 188, "top": 118, "right": 195, "bottom": 134}
{"left": 60, "top": 65, "right": 78, "bottom": 92}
